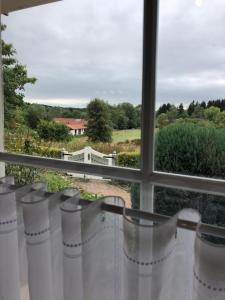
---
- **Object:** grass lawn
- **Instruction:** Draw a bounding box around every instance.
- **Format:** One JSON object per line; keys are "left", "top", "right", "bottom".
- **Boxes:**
{"left": 112, "top": 129, "right": 141, "bottom": 142}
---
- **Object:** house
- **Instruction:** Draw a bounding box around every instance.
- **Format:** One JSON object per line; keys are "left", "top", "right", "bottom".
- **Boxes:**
{"left": 54, "top": 118, "right": 87, "bottom": 136}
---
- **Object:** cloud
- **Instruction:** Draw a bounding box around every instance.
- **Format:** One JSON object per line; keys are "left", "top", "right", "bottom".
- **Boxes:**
{"left": 3, "top": 0, "right": 225, "bottom": 108}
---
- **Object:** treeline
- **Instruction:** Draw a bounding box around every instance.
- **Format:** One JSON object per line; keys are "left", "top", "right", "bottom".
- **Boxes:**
{"left": 157, "top": 99, "right": 225, "bottom": 116}
{"left": 6, "top": 101, "right": 141, "bottom": 131}
{"left": 156, "top": 99, "right": 225, "bottom": 129}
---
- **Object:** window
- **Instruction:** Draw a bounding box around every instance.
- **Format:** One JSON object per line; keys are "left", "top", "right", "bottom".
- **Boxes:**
{"left": 0, "top": 0, "right": 225, "bottom": 232}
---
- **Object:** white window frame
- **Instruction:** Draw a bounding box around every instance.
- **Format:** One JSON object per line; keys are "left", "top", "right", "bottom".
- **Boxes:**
{"left": 1, "top": 0, "right": 225, "bottom": 211}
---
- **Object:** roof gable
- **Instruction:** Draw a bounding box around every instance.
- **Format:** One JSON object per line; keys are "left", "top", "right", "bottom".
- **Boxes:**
{"left": 54, "top": 118, "right": 87, "bottom": 130}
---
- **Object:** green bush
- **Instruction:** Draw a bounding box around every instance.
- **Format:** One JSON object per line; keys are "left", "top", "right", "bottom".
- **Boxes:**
{"left": 37, "top": 120, "right": 72, "bottom": 142}
{"left": 117, "top": 152, "right": 140, "bottom": 168}
{"left": 155, "top": 123, "right": 225, "bottom": 177}
{"left": 33, "top": 146, "right": 61, "bottom": 158}
{"left": 41, "top": 172, "right": 72, "bottom": 192}
{"left": 6, "top": 164, "right": 41, "bottom": 185}
{"left": 80, "top": 190, "right": 100, "bottom": 201}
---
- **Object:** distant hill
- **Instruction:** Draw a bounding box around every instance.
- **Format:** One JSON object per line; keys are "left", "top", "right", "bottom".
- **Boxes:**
{"left": 24, "top": 102, "right": 87, "bottom": 120}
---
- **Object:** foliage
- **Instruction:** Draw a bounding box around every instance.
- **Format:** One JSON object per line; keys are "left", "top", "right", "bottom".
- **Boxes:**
{"left": 191, "top": 104, "right": 204, "bottom": 119}
{"left": 166, "top": 105, "right": 177, "bottom": 123}
{"left": 187, "top": 101, "right": 197, "bottom": 116}
{"left": 41, "top": 171, "right": 72, "bottom": 192}
{"left": 155, "top": 123, "right": 225, "bottom": 177}
{"left": 80, "top": 189, "right": 100, "bottom": 201}
{"left": 117, "top": 152, "right": 140, "bottom": 168}
{"left": 109, "top": 103, "right": 141, "bottom": 130}
{"left": 25, "top": 103, "right": 49, "bottom": 129}
{"left": 86, "top": 99, "right": 113, "bottom": 143}
{"left": 157, "top": 113, "right": 169, "bottom": 129}
{"left": 177, "top": 103, "right": 185, "bottom": 117}
{"left": 157, "top": 103, "right": 171, "bottom": 116}
{"left": 130, "top": 183, "right": 140, "bottom": 209}
{"left": 37, "top": 120, "right": 71, "bottom": 142}
{"left": 207, "top": 99, "right": 225, "bottom": 111}
{"left": 6, "top": 164, "right": 41, "bottom": 185}
{"left": 33, "top": 146, "right": 61, "bottom": 158}
{"left": 204, "top": 106, "right": 220, "bottom": 122}
{"left": 215, "top": 111, "right": 225, "bottom": 128}
{"left": 2, "top": 25, "right": 36, "bottom": 128}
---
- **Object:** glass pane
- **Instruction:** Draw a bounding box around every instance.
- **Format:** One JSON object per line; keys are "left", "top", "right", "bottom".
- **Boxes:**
{"left": 154, "top": 186, "right": 225, "bottom": 243}
{"left": 2, "top": 0, "right": 143, "bottom": 172}
{"left": 155, "top": 0, "right": 225, "bottom": 179}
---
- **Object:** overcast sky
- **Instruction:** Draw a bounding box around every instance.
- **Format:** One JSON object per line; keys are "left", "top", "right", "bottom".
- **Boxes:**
{"left": 3, "top": 0, "right": 225, "bottom": 108}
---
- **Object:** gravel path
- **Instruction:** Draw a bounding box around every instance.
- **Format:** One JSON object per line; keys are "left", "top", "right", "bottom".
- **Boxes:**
{"left": 73, "top": 179, "right": 131, "bottom": 208}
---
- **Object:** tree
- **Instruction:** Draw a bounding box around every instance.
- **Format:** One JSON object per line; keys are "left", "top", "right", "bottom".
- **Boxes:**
{"left": 2, "top": 25, "right": 36, "bottom": 127}
{"left": 157, "top": 113, "right": 169, "bottom": 129}
{"left": 86, "top": 99, "right": 112, "bottom": 143}
{"left": 215, "top": 111, "right": 225, "bottom": 128}
{"left": 118, "top": 103, "right": 138, "bottom": 129}
{"left": 187, "top": 101, "right": 197, "bottom": 116}
{"left": 116, "top": 110, "right": 129, "bottom": 130}
{"left": 191, "top": 104, "right": 204, "bottom": 119}
{"left": 200, "top": 101, "right": 207, "bottom": 109}
{"left": 37, "top": 120, "right": 71, "bottom": 141}
{"left": 177, "top": 103, "right": 185, "bottom": 117}
{"left": 157, "top": 103, "right": 171, "bottom": 116}
{"left": 204, "top": 106, "right": 220, "bottom": 122}
{"left": 166, "top": 105, "right": 177, "bottom": 123}
{"left": 25, "top": 103, "right": 49, "bottom": 129}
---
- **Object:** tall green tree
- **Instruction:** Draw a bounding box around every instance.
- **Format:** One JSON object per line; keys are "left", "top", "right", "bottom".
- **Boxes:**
{"left": 2, "top": 25, "right": 36, "bottom": 128}
{"left": 86, "top": 99, "right": 112, "bottom": 143}
{"left": 187, "top": 101, "right": 197, "bottom": 116}
{"left": 118, "top": 103, "right": 138, "bottom": 129}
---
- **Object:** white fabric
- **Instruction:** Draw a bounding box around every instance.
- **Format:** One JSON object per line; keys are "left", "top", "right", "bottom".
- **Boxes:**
{"left": 0, "top": 178, "right": 224, "bottom": 300}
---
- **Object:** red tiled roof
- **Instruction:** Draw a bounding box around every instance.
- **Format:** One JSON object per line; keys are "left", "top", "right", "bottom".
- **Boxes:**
{"left": 54, "top": 118, "right": 87, "bottom": 130}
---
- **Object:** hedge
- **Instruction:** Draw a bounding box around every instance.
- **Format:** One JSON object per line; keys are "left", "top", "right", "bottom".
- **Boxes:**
{"left": 33, "top": 147, "right": 62, "bottom": 159}
{"left": 117, "top": 152, "right": 140, "bottom": 168}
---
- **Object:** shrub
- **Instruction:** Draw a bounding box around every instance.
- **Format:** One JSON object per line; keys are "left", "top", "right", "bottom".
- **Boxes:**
{"left": 41, "top": 172, "right": 72, "bottom": 192}
{"left": 117, "top": 152, "right": 140, "bottom": 168}
{"left": 37, "top": 120, "right": 71, "bottom": 142}
{"left": 33, "top": 147, "right": 61, "bottom": 158}
{"left": 80, "top": 190, "right": 100, "bottom": 201}
{"left": 6, "top": 164, "right": 41, "bottom": 185}
{"left": 155, "top": 123, "right": 225, "bottom": 177}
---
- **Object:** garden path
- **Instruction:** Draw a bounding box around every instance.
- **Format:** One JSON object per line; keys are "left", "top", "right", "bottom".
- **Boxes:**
{"left": 73, "top": 179, "right": 131, "bottom": 208}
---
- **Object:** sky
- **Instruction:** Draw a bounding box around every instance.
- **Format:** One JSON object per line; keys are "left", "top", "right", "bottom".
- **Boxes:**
{"left": 2, "top": 0, "right": 225, "bottom": 108}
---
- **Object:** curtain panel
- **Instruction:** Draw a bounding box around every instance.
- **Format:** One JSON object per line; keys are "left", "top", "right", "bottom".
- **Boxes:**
{"left": 0, "top": 177, "right": 224, "bottom": 300}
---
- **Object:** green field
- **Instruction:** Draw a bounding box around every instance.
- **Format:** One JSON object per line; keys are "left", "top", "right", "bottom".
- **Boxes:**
{"left": 112, "top": 129, "right": 141, "bottom": 142}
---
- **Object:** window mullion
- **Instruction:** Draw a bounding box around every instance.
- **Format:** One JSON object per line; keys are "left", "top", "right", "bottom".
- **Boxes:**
{"left": 140, "top": 0, "right": 158, "bottom": 211}
{"left": 0, "top": 8, "right": 5, "bottom": 177}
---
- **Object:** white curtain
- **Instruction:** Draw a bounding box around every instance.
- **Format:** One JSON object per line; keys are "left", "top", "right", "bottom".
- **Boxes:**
{"left": 0, "top": 177, "right": 224, "bottom": 300}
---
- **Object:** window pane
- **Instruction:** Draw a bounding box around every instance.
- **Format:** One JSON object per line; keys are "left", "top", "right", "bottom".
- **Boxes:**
{"left": 155, "top": 0, "right": 225, "bottom": 179}
{"left": 154, "top": 185, "right": 225, "bottom": 243}
{"left": 2, "top": 0, "right": 143, "bottom": 173}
